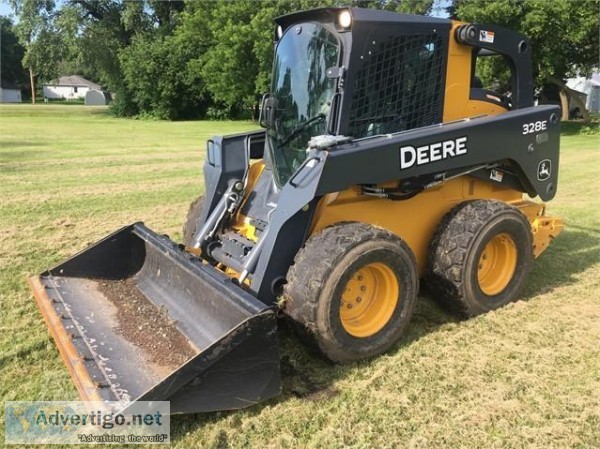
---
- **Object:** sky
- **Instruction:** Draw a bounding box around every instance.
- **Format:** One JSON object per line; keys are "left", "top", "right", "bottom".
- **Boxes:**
{"left": 431, "top": 0, "right": 451, "bottom": 18}
{"left": 0, "top": 3, "right": 13, "bottom": 18}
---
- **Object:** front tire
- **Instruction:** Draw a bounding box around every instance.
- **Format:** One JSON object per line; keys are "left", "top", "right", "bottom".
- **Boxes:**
{"left": 283, "top": 222, "right": 418, "bottom": 363}
{"left": 427, "top": 200, "right": 533, "bottom": 317}
{"left": 182, "top": 195, "right": 205, "bottom": 247}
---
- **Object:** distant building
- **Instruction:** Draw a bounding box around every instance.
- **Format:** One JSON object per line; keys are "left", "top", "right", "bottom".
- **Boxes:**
{"left": 85, "top": 89, "right": 112, "bottom": 106}
{"left": 0, "top": 81, "right": 22, "bottom": 103}
{"left": 566, "top": 72, "right": 600, "bottom": 114}
{"left": 43, "top": 75, "right": 102, "bottom": 100}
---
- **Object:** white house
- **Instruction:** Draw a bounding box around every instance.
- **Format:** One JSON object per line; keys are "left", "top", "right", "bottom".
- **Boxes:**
{"left": 0, "top": 82, "right": 22, "bottom": 103}
{"left": 566, "top": 71, "right": 600, "bottom": 114}
{"left": 43, "top": 75, "right": 102, "bottom": 100}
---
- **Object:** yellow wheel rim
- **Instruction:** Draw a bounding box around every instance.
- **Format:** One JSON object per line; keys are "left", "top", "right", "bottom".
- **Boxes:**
{"left": 477, "top": 233, "right": 518, "bottom": 296}
{"left": 339, "top": 262, "right": 399, "bottom": 338}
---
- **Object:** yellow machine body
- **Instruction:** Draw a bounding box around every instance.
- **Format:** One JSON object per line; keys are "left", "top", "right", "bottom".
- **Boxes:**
{"left": 231, "top": 20, "right": 563, "bottom": 276}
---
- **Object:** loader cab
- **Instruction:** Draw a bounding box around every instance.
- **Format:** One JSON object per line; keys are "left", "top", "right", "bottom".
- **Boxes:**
{"left": 265, "top": 20, "right": 341, "bottom": 187}
{"left": 263, "top": 8, "right": 452, "bottom": 187}
{"left": 204, "top": 7, "right": 542, "bottom": 300}
{"left": 262, "top": 8, "right": 535, "bottom": 186}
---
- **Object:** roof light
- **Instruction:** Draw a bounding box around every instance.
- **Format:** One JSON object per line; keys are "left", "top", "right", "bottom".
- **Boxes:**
{"left": 338, "top": 10, "right": 352, "bottom": 29}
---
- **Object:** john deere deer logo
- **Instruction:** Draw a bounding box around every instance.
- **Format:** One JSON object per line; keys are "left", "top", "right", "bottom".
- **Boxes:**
{"left": 537, "top": 159, "right": 551, "bottom": 181}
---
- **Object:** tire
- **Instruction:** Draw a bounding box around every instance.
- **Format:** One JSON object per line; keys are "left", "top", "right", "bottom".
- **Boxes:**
{"left": 182, "top": 195, "right": 205, "bottom": 247}
{"left": 427, "top": 199, "right": 533, "bottom": 317}
{"left": 283, "top": 222, "right": 419, "bottom": 363}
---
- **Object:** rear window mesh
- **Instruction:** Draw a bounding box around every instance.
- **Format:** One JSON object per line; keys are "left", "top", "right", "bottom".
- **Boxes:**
{"left": 347, "top": 33, "right": 444, "bottom": 138}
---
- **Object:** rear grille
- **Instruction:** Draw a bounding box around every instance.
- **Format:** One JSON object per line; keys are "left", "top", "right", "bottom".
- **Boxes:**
{"left": 348, "top": 33, "right": 445, "bottom": 138}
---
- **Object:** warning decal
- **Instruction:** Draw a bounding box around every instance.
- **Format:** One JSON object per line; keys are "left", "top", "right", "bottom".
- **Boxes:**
{"left": 479, "top": 30, "right": 495, "bottom": 43}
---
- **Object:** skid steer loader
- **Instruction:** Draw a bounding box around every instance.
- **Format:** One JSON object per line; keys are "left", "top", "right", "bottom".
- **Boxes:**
{"left": 30, "top": 7, "right": 563, "bottom": 414}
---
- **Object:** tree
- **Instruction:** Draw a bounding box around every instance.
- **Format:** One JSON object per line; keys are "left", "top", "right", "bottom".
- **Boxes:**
{"left": 119, "top": 33, "right": 207, "bottom": 119}
{"left": 148, "top": 0, "right": 184, "bottom": 32}
{"left": 4, "top": 0, "right": 439, "bottom": 116}
{"left": 5, "top": 0, "right": 78, "bottom": 102}
{"left": 195, "top": 1, "right": 264, "bottom": 116}
{"left": 7, "top": 0, "right": 66, "bottom": 103}
{"left": 452, "top": 0, "right": 599, "bottom": 121}
{"left": 190, "top": 0, "right": 435, "bottom": 118}
{"left": 0, "top": 17, "right": 28, "bottom": 86}
{"left": 53, "top": 5, "right": 84, "bottom": 76}
{"left": 70, "top": 0, "right": 189, "bottom": 116}
{"left": 68, "top": 1, "right": 142, "bottom": 114}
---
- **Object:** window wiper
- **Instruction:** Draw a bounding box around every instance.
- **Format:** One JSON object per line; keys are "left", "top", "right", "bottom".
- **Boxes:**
{"left": 279, "top": 114, "right": 326, "bottom": 147}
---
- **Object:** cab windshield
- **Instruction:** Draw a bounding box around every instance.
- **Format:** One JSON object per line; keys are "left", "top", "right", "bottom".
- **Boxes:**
{"left": 268, "top": 23, "right": 340, "bottom": 186}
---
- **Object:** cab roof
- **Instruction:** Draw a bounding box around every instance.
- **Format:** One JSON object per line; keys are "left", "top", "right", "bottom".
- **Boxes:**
{"left": 275, "top": 7, "right": 452, "bottom": 30}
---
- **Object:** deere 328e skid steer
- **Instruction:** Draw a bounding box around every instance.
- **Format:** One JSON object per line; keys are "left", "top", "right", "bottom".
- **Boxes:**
{"left": 30, "top": 8, "right": 563, "bottom": 414}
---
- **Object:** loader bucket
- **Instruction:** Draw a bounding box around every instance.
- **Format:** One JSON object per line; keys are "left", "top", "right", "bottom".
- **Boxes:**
{"left": 29, "top": 223, "right": 281, "bottom": 414}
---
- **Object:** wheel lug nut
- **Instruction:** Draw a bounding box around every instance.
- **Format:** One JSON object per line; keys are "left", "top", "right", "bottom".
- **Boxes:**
{"left": 360, "top": 286, "right": 366, "bottom": 292}
{"left": 356, "top": 297, "right": 362, "bottom": 303}
{"left": 347, "top": 304, "right": 352, "bottom": 309}
{"left": 357, "top": 275, "right": 364, "bottom": 281}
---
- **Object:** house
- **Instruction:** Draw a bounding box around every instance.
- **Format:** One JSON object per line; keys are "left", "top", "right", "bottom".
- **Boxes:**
{"left": 43, "top": 75, "right": 102, "bottom": 100}
{"left": 0, "top": 81, "right": 22, "bottom": 103}
{"left": 566, "top": 71, "right": 600, "bottom": 114}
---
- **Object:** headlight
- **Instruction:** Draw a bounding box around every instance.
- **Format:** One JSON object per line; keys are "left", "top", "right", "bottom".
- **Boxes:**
{"left": 338, "top": 10, "right": 352, "bottom": 29}
{"left": 276, "top": 25, "right": 283, "bottom": 39}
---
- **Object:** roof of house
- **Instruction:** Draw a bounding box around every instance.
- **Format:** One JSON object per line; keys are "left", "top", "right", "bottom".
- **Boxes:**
{"left": 567, "top": 71, "right": 600, "bottom": 94}
{"left": 46, "top": 75, "right": 101, "bottom": 89}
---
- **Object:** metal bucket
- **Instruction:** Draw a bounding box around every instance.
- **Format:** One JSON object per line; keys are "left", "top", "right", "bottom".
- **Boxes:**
{"left": 29, "top": 223, "right": 281, "bottom": 414}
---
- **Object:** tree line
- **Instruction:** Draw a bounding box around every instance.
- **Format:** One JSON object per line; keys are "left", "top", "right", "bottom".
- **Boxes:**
{"left": 1, "top": 0, "right": 597, "bottom": 120}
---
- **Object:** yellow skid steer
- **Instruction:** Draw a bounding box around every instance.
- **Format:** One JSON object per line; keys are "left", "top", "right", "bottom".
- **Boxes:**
{"left": 30, "top": 8, "right": 563, "bottom": 413}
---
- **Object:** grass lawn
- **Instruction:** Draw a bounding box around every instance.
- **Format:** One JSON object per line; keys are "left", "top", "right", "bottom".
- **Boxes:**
{"left": 1, "top": 104, "right": 599, "bottom": 448}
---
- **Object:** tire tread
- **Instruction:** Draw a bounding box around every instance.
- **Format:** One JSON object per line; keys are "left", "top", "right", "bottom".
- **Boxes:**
{"left": 182, "top": 195, "right": 205, "bottom": 246}
{"left": 427, "top": 199, "right": 531, "bottom": 317}
{"left": 284, "top": 222, "right": 416, "bottom": 361}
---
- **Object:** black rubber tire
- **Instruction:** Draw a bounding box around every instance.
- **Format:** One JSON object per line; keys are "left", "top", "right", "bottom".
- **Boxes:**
{"left": 427, "top": 199, "right": 533, "bottom": 317}
{"left": 283, "top": 222, "right": 419, "bottom": 363}
{"left": 182, "top": 195, "right": 205, "bottom": 247}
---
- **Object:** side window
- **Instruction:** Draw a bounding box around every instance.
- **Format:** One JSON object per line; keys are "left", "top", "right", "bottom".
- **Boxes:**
{"left": 471, "top": 51, "right": 513, "bottom": 109}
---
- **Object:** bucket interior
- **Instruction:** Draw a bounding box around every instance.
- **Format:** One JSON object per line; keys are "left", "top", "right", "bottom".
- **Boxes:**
{"left": 36, "top": 224, "right": 275, "bottom": 407}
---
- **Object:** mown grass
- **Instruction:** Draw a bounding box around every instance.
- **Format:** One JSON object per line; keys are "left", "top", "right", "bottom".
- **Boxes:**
{"left": 1, "top": 104, "right": 599, "bottom": 448}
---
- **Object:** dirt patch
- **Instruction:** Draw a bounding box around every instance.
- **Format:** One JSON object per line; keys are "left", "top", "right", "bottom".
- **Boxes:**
{"left": 303, "top": 385, "right": 339, "bottom": 402}
{"left": 97, "top": 278, "right": 197, "bottom": 369}
{"left": 280, "top": 356, "right": 339, "bottom": 402}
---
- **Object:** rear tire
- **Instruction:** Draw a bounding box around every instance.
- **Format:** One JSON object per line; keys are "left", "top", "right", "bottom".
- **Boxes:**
{"left": 182, "top": 195, "right": 205, "bottom": 247}
{"left": 427, "top": 200, "right": 532, "bottom": 317}
{"left": 283, "top": 222, "right": 418, "bottom": 363}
